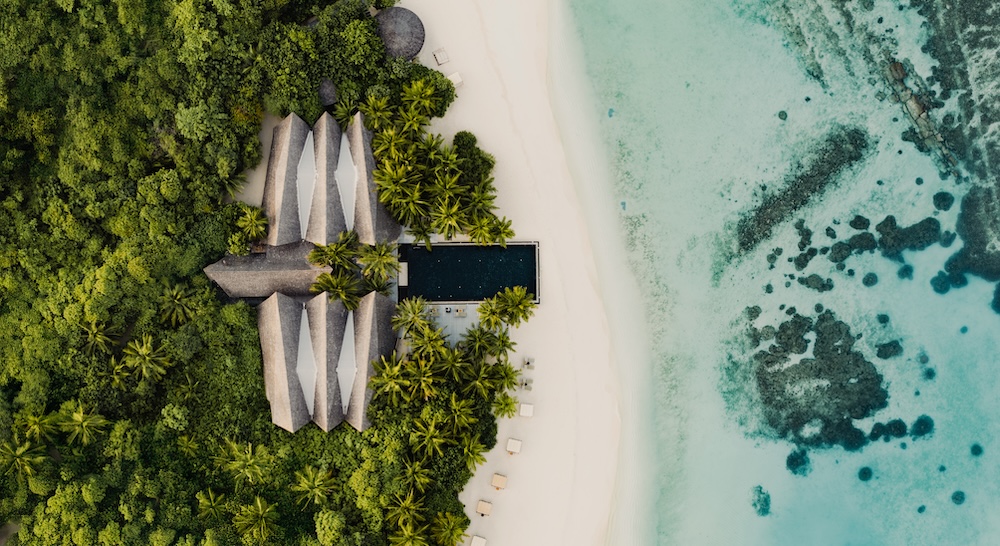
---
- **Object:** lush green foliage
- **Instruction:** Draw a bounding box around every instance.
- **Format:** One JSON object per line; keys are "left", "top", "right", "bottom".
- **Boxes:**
{"left": 309, "top": 230, "right": 397, "bottom": 309}
{"left": 0, "top": 0, "right": 536, "bottom": 543}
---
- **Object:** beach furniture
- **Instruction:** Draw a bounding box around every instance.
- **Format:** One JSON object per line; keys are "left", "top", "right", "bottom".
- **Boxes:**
{"left": 491, "top": 473, "right": 508, "bottom": 490}
{"left": 519, "top": 403, "right": 534, "bottom": 417}
{"left": 520, "top": 378, "right": 533, "bottom": 390}
{"left": 476, "top": 500, "right": 493, "bottom": 517}
{"left": 522, "top": 356, "right": 535, "bottom": 370}
{"left": 448, "top": 72, "right": 464, "bottom": 88}
{"left": 471, "top": 536, "right": 487, "bottom": 546}
{"left": 433, "top": 48, "right": 450, "bottom": 65}
{"left": 506, "top": 438, "right": 522, "bottom": 454}
{"left": 455, "top": 307, "right": 466, "bottom": 317}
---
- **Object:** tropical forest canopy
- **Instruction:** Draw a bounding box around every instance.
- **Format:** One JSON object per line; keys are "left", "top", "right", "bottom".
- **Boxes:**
{"left": 0, "top": 0, "right": 536, "bottom": 543}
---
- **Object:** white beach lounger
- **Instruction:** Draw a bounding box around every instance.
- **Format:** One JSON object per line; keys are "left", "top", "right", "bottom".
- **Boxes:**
{"left": 476, "top": 500, "right": 493, "bottom": 517}
{"left": 471, "top": 536, "right": 487, "bottom": 546}
{"left": 519, "top": 403, "right": 534, "bottom": 417}
{"left": 448, "top": 72, "right": 464, "bottom": 88}
{"left": 491, "top": 473, "right": 508, "bottom": 490}
{"left": 506, "top": 438, "right": 522, "bottom": 454}
{"left": 522, "top": 357, "right": 535, "bottom": 370}
{"left": 433, "top": 48, "right": 450, "bottom": 65}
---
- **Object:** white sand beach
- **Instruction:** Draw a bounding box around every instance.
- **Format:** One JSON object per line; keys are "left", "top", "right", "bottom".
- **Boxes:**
{"left": 402, "top": 1, "right": 646, "bottom": 544}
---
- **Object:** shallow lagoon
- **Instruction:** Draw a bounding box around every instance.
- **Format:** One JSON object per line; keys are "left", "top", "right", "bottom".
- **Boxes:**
{"left": 567, "top": 0, "right": 1000, "bottom": 543}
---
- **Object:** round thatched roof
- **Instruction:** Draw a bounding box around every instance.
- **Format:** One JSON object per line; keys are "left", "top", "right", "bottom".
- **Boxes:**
{"left": 375, "top": 7, "right": 425, "bottom": 60}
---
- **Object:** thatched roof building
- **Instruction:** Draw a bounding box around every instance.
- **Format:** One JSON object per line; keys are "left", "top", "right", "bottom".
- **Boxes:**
{"left": 305, "top": 112, "right": 347, "bottom": 246}
{"left": 263, "top": 114, "right": 311, "bottom": 246}
{"left": 349, "top": 112, "right": 402, "bottom": 246}
{"left": 375, "top": 7, "right": 425, "bottom": 60}
{"left": 345, "top": 292, "right": 396, "bottom": 431}
{"left": 258, "top": 293, "right": 312, "bottom": 432}
{"left": 204, "top": 241, "right": 329, "bottom": 298}
{"left": 306, "top": 294, "right": 348, "bottom": 431}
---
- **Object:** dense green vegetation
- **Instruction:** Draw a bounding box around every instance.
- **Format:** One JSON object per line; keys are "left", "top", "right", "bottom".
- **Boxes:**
{"left": 0, "top": 0, "right": 534, "bottom": 543}
{"left": 308, "top": 230, "right": 398, "bottom": 309}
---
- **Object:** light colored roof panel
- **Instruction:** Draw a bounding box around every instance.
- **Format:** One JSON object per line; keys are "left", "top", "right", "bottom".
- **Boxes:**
{"left": 348, "top": 112, "right": 401, "bottom": 246}
{"left": 306, "top": 294, "right": 348, "bottom": 431}
{"left": 263, "top": 114, "right": 310, "bottom": 246}
{"left": 258, "top": 293, "right": 312, "bottom": 432}
{"left": 306, "top": 113, "right": 348, "bottom": 245}
{"left": 344, "top": 292, "right": 397, "bottom": 431}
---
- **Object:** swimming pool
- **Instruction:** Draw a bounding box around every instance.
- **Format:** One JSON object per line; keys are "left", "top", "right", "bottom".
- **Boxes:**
{"left": 398, "top": 243, "right": 539, "bottom": 303}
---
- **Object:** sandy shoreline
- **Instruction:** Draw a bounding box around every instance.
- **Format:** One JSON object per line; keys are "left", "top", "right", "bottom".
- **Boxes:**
{"left": 406, "top": 0, "right": 640, "bottom": 544}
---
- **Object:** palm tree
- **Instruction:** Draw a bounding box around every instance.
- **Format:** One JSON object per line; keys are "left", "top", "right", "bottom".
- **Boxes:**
{"left": 430, "top": 197, "right": 463, "bottom": 240}
{"left": 467, "top": 216, "right": 493, "bottom": 246}
{"left": 58, "top": 401, "right": 110, "bottom": 447}
{"left": 402, "top": 458, "right": 433, "bottom": 493}
{"left": 308, "top": 241, "right": 358, "bottom": 271}
{"left": 290, "top": 465, "right": 337, "bottom": 508}
{"left": 434, "top": 348, "right": 470, "bottom": 383}
{"left": 177, "top": 434, "right": 199, "bottom": 457}
{"left": 196, "top": 489, "right": 226, "bottom": 521}
{"left": 233, "top": 496, "right": 280, "bottom": 542}
{"left": 476, "top": 298, "right": 505, "bottom": 332}
{"left": 402, "top": 79, "right": 437, "bottom": 117}
{"left": 311, "top": 271, "right": 362, "bottom": 310}
{"left": 389, "top": 522, "right": 431, "bottom": 546}
{"left": 123, "top": 333, "right": 172, "bottom": 382}
{"left": 459, "top": 436, "right": 487, "bottom": 471}
{"left": 359, "top": 94, "right": 392, "bottom": 131}
{"left": 0, "top": 438, "right": 46, "bottom": 480}
{"left": 431, "top": 171, "right": 461, "bottom": 201}
{"left": 373, "top": 126, "right": 408, "bottom": 161}
{"left": 399, "top": 107, "right": 428, "bottom": 139}
{"left": 459, "top": 325, "right": 492, "bottom": 361}
{"left": 492, "top": 392, "right": 518, "bottom": 419}
{"left": 498, "top": 285, "right": 536, "bottom": 327}
{"left": 22, "top": 413, "right": 59, "bottom": 444}
{"left": 109, "top": 356, "right": 130, "bottom": 390}
{"left": 489, "top": 361, "right": 520, "bottom": 393}
{"left": 221, "top": 439, "right": 273, "bottom": 489}
{"left": 371, "top": 354, "right": 410, "bottom": 405}
{"left": 236, "top": 204, "right": 268, "bottom": 241}
{"left": 409, "top": 326, "right": 446, "bottom": 360}
{"left": 489, "top": 328, "right": 516, "bottom": 360}
{"left": 81, "top": 321, "right": 115, "bottom": 356}
{"left": 392, "top": 297, "right": 431, "bottom": 336}
{"left": 417, "top": 133, "right": 445, "bottom": 173}
{"left": 394, "top": 183, "right": 431, "bottom": 227}
{"left": 387, "top": 489, "right": 425, "bottom": 528}
{"left": 159, "top": 284, "right": 197, "bottom": 327}
{"left": 333, "top": 100, "right": 356, "bottom": 129}
{"left": 430, "top": 512, "right": 468, "bottom": 546}
{"left": 410, "top": 417, "right": 449, "bottom": 460}
{"left": 408, "top": 220, "right": 434, "bottom": 251}
{"left": 376, "top": 160, "right": 414, "bottom": 203}
{"left": 445, "top": 393, "right": 478, "bottom": 434}
{"left": 358, "top": 242, "right": 400, "bottom": 282}
{"left": 176, "top": 372, "right": 200, "bottom": 401}
{"left": 404, "top": 359, "right": 438, "bottom": 402}
{"left": 461, "top": 363, "right": 493, "bottom": 401}
{"left": 490, "top": 216, "right": 515, "bottom": 247}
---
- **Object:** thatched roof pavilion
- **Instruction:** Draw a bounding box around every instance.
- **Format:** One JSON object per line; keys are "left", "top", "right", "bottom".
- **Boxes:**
{"left": 375, "top": 7, "right": 425, "bottom": 60}
{"left": 259, "top": 293, "right": 312, "bottom": 432}
{"left": 348, "top": 112, "right": 402, "bottom": 246}
{"left": 305, "top": 112, "right": 347, "bottom": 246}
{"left": 204, "top": 241, "right": 329, "bottom": 298}
{"left": 263, "top": 114, "right": 311, "bottom": 246}
{"left": 345, "top": 292, "right": 396, "bottom": 431}
{"left": 306, "top": 294, "right": 348, "bottom": 431}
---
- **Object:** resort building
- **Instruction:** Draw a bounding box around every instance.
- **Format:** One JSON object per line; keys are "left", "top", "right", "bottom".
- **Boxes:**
{"left": 205, "top": 111, "right": 399, "bottom": 433}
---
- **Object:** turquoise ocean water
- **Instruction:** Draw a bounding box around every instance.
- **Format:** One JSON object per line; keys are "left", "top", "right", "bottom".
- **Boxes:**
{"left": 565, "top": 0, "right": 1000, "bottom": 544}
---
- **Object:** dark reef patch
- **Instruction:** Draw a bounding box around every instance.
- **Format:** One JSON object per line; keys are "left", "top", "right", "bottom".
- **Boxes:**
{"left": 862, "top": 272, "right": 879, "bottom": 287}
{"left": 850, "top": 215, "right": 871, "bottom": 230}
{"left": 876, "top": 216, "right": 941, "bottom": 261}
{"left": 797, "top": 274, "right": 834, "bottom": 292}
{"left": 971, "top": 443, "right": 983, "bottom": 457}
{"left": 751, "top": 309, "right": 888, "bottom": 451}
{"left": 736, "top": 127, "right": 871, "bottom": 253}
{"left": 952, "top": 491, "right": 966, "bottom": 505}
{"left": 911, "top": 415, "right": 935, "bottom": 438}
{"left": 787, "top": 449, "right": 811, "bottom": 476}
{"left": 897, "top": 264, "right": 914, "bottom": 279}
{"left": 876, "top": 340, "right": 902, "bottom": 359}
{"left": 858, "top": 466, "right": 873, "bottom": 481}
{"left": 751, "top": 485, "right": 771, "bottom": 516}
{"left": 933, "top": 191, "right": 955, "bottom": 211}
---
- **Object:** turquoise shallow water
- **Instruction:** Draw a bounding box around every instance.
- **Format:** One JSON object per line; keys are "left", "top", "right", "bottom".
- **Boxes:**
{"left": 567, "top": 0, "right": 1000, "bottom": 543}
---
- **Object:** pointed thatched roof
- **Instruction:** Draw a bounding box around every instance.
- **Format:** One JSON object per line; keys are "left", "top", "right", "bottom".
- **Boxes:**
{"left": 348, "top": 112, "right": 402, "bottom": 246}
{"left": 305, "top": 113, "right": 347, "bottom": 245}
{"left": 375, "top": 7, "right": 425, "bottom": 60}
{"left": 204, "top": 241, "right": 329, "bottom": 298}
{"left": 306, "top": 294, "right": 348, "bottom": 431}
{"left": 345, "top": 292, "right": 397, "bottom": 431}
{"left": 263, "top": 114, "right": 310, "bottom": 246}
{"left": 258, "top": 293, "right": 312, "bottom": 432}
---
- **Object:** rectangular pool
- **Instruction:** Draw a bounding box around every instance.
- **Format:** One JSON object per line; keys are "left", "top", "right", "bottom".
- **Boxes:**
{"left": 398, "top": 243, "right": 539, "bottom": 303}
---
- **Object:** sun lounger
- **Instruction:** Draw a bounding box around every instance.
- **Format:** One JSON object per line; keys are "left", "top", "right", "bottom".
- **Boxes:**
{"left": 448, "top": 72, "right": 464, "bottom": 88}
{"left": 476, "top": 500, "right": 493, "bottom": 517}
{"left": 519, "top": 403, "right": 534, "bottom": 417}
{"left": 471, "top": 536, "right": 487, "bottom": 546}
{"left": 506, "top": 438, "right": 522, "bottom": 454}
{"left": 491, "top": 473, "right": 508, "bottom": 490}
{"left": 433, "top": 48, "right": 450, "bottom": 65}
